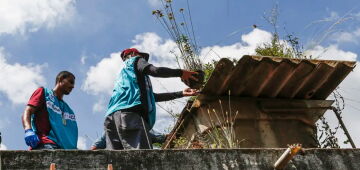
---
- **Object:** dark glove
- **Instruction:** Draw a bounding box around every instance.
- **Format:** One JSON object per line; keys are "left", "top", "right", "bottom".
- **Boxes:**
{"left": 24, "top": 129, "right": 40, "bottom": 148}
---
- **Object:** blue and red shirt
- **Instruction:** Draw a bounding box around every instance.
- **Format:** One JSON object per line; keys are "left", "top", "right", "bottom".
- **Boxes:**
{"left": 28, "top": 87, "right": 78, "bottom": 149}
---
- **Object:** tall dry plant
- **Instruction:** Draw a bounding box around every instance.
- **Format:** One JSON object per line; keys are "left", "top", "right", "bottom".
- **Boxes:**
{"left": 152, "top": 0, "right": 203, "bottom": 71}
{"left": 193, "top": 92, "right": 241, "bottom": 149}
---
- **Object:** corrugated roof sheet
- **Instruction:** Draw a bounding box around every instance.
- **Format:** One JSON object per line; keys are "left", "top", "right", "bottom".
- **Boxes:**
{"left": 202, "top": 55, "right": 356, "bottom": 100}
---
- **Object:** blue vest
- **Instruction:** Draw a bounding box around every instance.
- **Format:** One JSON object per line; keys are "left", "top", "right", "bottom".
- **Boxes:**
{"left": 106, "top": 56, "right": 157, "bottom": 128}
{"left": 31, "top": 88, "right": 78, "bottom": 149}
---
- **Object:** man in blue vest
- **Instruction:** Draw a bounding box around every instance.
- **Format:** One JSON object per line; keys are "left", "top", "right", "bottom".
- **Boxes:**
{"left": 105, "top": 48, "right": 198, "bottom": 150}
{"left": 21, "top": 71, "right": 78, "bottom": 150}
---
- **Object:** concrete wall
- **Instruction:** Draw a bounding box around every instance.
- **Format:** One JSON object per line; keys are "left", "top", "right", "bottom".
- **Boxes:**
{"left": 1, "top": 149, "right": 359, "bottom": 170}
{"left": 172, "top": 98, "right": 333, "bottom": 148}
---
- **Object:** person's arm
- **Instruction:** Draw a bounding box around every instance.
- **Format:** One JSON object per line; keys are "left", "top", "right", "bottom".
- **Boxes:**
{"left": 154, "top": 91, "right": 183, "bottom": 102}
{"left": 22, "top": 105, "right": 40, "bottom": 148}
{"left": 91, "top": 133, "right": 106, "bottom": 150}
{"left": 21, "top": 87, "right": 44, "bottom": 148}
{"left": 154, "top": 88, "right": 199, "bottom": 102}
{"left": 145, "top": 65, "right": 183, "bottom": 77}
{"left": 137, "top": 58, "right": 182, "bottom": 77}
{"left": 22, "top": 106, "right": 37, "bottom": 130}
{"left": 137, "top": 58, "right": 198, "bottom": 83}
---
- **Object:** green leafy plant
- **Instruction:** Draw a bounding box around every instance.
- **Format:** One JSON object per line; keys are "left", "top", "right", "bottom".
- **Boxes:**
{"left": 203, "top": 60, "right": 217, "bottom": 83}
{"left": 255, "top": 4, "right": 306, "bottom": 59}
{"left": 255, "top": 34, "right": 294, "bottom": 58}
{"left": 172, "top": 136, "right": 188, "bottom": 148}
{"left": 203, "top": 58, "right": 238, "bottom": 84}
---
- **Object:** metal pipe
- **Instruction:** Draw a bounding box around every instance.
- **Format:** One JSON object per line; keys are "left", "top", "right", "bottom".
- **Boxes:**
{"left": 331, "top": 106, "right": 356, "bottom": 148}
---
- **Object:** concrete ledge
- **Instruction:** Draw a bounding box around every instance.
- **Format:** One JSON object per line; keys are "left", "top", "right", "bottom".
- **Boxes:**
{"left": 1, "top": 149, "right": 359, "bottom": 170}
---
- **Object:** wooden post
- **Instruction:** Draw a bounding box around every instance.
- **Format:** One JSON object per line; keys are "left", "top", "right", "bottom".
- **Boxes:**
{"left": 331, "top": 106, "right": 356, "bottom": 148}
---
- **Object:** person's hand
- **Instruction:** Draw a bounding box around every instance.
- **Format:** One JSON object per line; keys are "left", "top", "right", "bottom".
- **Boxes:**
{"left": 182, "top": 88, "right": 199, "bottom": 96}
{"left": 24, "top": 129, "right": 40, "bottom": 148}
{"left": 181, "top": 70, "right": 198, "bottom": 85}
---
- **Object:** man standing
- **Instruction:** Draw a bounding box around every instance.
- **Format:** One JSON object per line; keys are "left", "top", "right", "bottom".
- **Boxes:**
{"left": 21, "top": 71, "right": 78, "bottom": 150}
{"left": 105, "top": 48, "right": 198, "bottom": 150}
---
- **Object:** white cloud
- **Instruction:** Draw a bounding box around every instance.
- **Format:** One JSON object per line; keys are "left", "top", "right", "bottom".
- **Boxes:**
{"left": 92, "top": 96, "right": 108, "bottom": 113}
{"left": 0, "top": 118, "right": 10, "bottom": 130}
{"left": 0, "top": 47, "right": 46, "bottom": 104}
{"left": 147, "top": 0, "right": 161, "bottom": 8}
{"left": 82, "top": 52, "right": 123, "bottom": 95}
{"left": 80, "top": 55, "right": 87, "bottom": 65}
{"left": 0, "top": 0, "right": 76, "bottom": 35}
{"left": 132, "top": 32, "right": 179, "bottom": 67}
{"left": 332, "top": 28, "right": 360, "bottom": 44}
{"left": 200, "top": 28, "right": 272, "bottom": 63}
{"left": 0, "top": 143, "right": 7, "bottom": 150}
{"left": 304, "top": 44, "right": 357, "bottom": 61}
{"left": 77, "top": 136, "right": 87, "bottom": 150}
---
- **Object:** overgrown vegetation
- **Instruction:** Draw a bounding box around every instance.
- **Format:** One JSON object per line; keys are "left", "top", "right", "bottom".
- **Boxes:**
{"left": 203, "top": 60, "right": 217, "bottom": 83}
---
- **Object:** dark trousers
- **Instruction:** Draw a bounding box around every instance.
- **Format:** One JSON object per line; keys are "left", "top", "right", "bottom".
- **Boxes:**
{"left": 104, "top": 110, "right": 152, "bottom": 150}
{"left": 33, "top": 143, "right": 60, "bottom": 150}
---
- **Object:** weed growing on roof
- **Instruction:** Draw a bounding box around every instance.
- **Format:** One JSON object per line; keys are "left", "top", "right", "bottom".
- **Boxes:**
{"left": 255, "top": 4, "right": 306, "bottom": 59}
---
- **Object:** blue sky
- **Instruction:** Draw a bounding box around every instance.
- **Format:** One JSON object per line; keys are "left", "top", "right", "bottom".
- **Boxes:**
{"left": 1, "top": 0, "right": 360, "bottom": 150}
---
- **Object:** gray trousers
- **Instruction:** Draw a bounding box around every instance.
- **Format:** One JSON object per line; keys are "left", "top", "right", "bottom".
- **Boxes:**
{"left": 104, "top": 110, "right": 152, "bottom": 150}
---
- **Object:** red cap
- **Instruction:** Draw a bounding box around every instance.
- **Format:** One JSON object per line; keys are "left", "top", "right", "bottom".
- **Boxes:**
{"left": 120, "top": 48, "right": 149, "bottom": 61}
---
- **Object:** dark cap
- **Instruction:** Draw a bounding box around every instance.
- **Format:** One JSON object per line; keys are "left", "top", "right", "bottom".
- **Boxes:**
{"left": 120, "top": 48, "right": 149, "bottom": 61}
